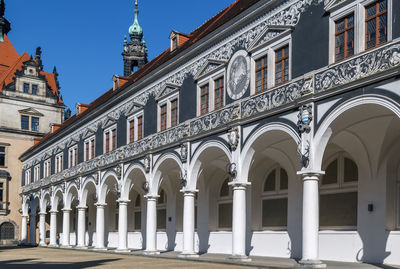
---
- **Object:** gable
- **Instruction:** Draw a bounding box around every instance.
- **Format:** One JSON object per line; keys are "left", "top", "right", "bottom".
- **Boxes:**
{"left": 248, "top": 25, "right": 294, "bottom": 52}
{"left": 18, "top": 108, "right": 44, "bottom": 117}
{"left": 194, "top": 59, "right": 227, "bottom": 81}
{"left": 125, "top": 101, "right": 145, "bottom": 116}
{"left": 155, "top": 83, "right": 181, "bottom": 101}
{"left": 324, "top": 0, "right": 349, "bottom": 11}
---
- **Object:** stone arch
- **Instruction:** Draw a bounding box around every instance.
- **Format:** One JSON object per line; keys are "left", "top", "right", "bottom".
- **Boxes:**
{"left": 80, "top": 176, "right": 97, "bottom": 207}
{"left": 51, "top": 187, "right": 64, "bottom": 210}
{"left": 40, "top": 190, "right": 51, "bottom": 213}
{"left": 121, "top": 163, "right": 147, "bottom": 201}
{"left": 64, "top": 182, "right": 79, "bottom": 210}
{"left": 187, "top": 140, "right": 232, "bottom": 190}
{"left": 98, "top": 171, "right": 119, "bottom": 204}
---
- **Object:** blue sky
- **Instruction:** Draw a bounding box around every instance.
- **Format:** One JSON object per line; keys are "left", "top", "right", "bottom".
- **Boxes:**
{"left": 5, "top": 0, "right": 234, "bottom": 111}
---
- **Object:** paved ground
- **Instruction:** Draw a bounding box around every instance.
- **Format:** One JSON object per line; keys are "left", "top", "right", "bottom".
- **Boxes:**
{"left": 0, "top": 247, "right": 249, "bottom": 269}
{"left": 0, "top": 246, "right": 399, "bottom": 269}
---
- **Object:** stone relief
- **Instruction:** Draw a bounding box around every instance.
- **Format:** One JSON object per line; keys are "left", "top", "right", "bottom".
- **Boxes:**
{"left": 227, "top": 50, "right": 250, "bottom": 100}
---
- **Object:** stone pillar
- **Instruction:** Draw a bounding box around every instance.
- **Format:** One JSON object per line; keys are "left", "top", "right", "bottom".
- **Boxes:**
{"left": 116, "top": 200, "right": 130, "bottom": 252}
{"left": 95, "top": 203, "right": 106, "bottom": 250}
{"left": 229, "top": 182, "right": 250, "bottom": 261}
{"left": 21, "top": 215, "right": 28, "bottom": 244}
{"left": 61, "top": 209, "right": 71, "bottom": 248}
{"left": 178, "top": 191, "right": 198, "bottom": 258}
{"left": 298, "top": 173, "right": 326, "bottom": 268}
{"left": 39, "top": 212, "right": 47, "bottom": 246}
{"left": 49, "top": 210, "right": 58, "bottom": 246}
{"left": 29, "top": 212, "right": 36, "bottom": 245}
{"left": 144, "top": 196, "right": 159, "bottom": 254}
{"left": 76, "top": 206, "right": 87, "bottom": 248}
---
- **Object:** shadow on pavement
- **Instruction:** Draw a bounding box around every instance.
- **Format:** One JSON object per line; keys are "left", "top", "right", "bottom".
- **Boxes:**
{"left": 0, "top": 258, "right": 121, "bottom": 269}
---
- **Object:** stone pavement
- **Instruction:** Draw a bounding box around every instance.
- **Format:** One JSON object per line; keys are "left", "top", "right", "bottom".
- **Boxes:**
{"left": 0, "top": 246, "right": 399, "bottom": 269}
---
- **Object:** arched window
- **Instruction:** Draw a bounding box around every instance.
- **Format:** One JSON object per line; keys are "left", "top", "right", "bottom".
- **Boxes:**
{"left": 0, "top": 222, "right": 14, "bottom": 240}
{"left": 262, "top": 166, "right": 288, "bottom": 228}
{"left": 320, "top": 153, "right": 358, "bottom": 228}
{"left": 218, "top": 178, "right": 232, "bottom": 230}
{"left": 157, "top": 189, "right": 167, "bottom": 230}
{"left": 134, "top": 194, "right": 141, "bottom": 231}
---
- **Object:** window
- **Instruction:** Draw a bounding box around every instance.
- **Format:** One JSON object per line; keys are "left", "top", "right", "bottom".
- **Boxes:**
{"left": 32, "top": 84, "right": 38, "bottom": 95}
{"left": 365, "top": 0, "right": 387, "bottom": 49}
{"left": 255, "top": 56, "right": 268, "bottom": 93}
{"left": 31, "top": 117, "right": 39, "bottom": 132}
{"left": 0, "top": 146, "right": 5, "bottom": 167}
{"left": 21, "top": 116, "right": 29, "bottom": 130}
{"left": 275, "top": 46, "right": 289, "bottom": 85}
{"left": 137, "top": 116, "right": 143, "bottom": 140}
{"left": 84, "top": 137, "right": 95, "bottom": 161}
{"left": 160, "top": 104, "right": 167, "bottom": 131}
{"left": 171, "top": 99, "right": 178, "bottom": 127}
{"left": 23, "top": 83, "right": 29, "bottom": 94}
{"left": 34, "top": 165, "right": 40, "bottom": 182}
{"left": 157, "top": 189, "right": 167, "bottom": 230}
{"left": 0, "top": 222, "right": 14, "bottom": 240}
{"left": 134, "top": 194, "right": 141, "bottom": 231}
{"left": 200, "top": 84, "right": 209, "bottom": 115}
{"left": 25, "top": 169, "right": 31, "bottom": 185}
{"left": 320, "top": 154, "right": 358, "bottom": 228}
{"left": 262, "top": 167, "right": 288, "bottom": 228}
{"left": 218, "top": 178, "right": 232, "bottom": 230}
{"left": 44, "top": 159, "right": 51, "bottom": 178}
{"left": 129, "top": 119, "right": 135, "bottom": 144}
{"left": 55, "top": 153, "right": 63, "bottom": 173}
{"left": 104, "top": 126, "right": 117, "bottom": 153}
{"left": 69, "top": 146, "right": 78, "bottom": 168}
{"left": 335, "top": 14, "right": 355, "bottom": 61}
{"left": 214, "top": 77, "right": 224, "bottom": 110}
{"left": 157, "top": 94, "right": 179, "bottom": 132}
{"left": 0, "top": 182, "right": 3, "bottom": 202}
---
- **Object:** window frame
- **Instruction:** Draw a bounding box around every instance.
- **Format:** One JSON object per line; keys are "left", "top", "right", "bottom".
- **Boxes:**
{"left": 103, "top": 125, "right": 117, "bottom": 154}
{"left": 157, "top": 92, "right": 179, "bottom": 132}
{"left": 126, "top": 111, "right": 144, "bottom": 143}
{"left": 23, "top": 83, "right": 30, "bottom": 94}
{"left": 31, "top": 117, "right": 40, "bottom": 132}
{"left": 334, "top": 13, "right": 355, "bottom": 62}
{"left": 68, "top": 145, "right": 78, "bottom": 168}
{"left": 274, "top": 45, "right": 290, "bottom": 86}
{"left": 55, "top": 152, "right": 63, "bottom": 173}
{"left": 255, "top": 55, "right": 268, "bottom": 94}
{"left": 31, "top": 84, "right": 38, "bottom": 95}
{"left": 0, "top": 144, "right": 8, "bottom": 168}
{"left": 214, "top": 76, "right": 224, "bottom": 110}
{"left": 34, "top": 164, "right": 40, "bottom": 182}
{"left": 44, "top": 159, "right": 51, "bottom": 178}
{"left": 25, "top": 169, "right": 31, "bottom": 185}
{"left": 84, "top": 136, "right": 95, "bottom": 162}
{"left": 197, "top": 69, "right": 225, "bottom": 116}
{"left": 365, "top": 0, "right": 388, "bottom": 50}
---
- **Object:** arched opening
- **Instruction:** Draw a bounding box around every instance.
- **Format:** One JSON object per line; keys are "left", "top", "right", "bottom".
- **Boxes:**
{"left": 217, "top": 178, "right": 232, "bottom": 230}
{"left": 80, "top": 180, "right": 97, "bottom": 247}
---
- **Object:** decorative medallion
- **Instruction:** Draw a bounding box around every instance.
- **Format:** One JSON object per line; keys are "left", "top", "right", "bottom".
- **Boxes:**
{"left": 144, "top": 155, "right": 151, "bottom": 173}
{"left": 180, "top": 144, "right": 188, "bottom": 163}
{"left": 297, "top": 104, "right": 313, "bottom": 133}
{"left": 227, "top": 127, "right": 239, "bottom": 151}
{"left": 227, "top": 50, "right": 250, "bottom": 100}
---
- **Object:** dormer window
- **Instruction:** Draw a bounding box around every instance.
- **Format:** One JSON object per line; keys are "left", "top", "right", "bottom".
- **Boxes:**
{"left": 32, "top": 85, "right": 38, "bottom": 95}
{"left": 169, "top": 31, "right": 190, "bottom": 51}
{"left": 23, "top": 83, "right": 29, "bottom": 94}
{"left": 172, "top": 37, "right": 178, "bottom": 51}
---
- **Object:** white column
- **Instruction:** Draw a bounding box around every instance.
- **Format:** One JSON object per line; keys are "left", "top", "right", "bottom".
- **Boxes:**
{"left": 29, "top": 212, "right": 36, "bottom": 245}
{"left": 299, "top": 173, "right": 326, "bottom": 268}
{"left": 230, "top": 182, "right": 250, "bottom": 261}
{"left": 49, "top": 210, "right": 58, "bottom": 246}
{"left": 144, "top": 196, "right": 159, "bottom": 254}
{"left": 76, "top": 206, "right": 87, "bottom": 248}
{"left": 179, "top": 191, "right": 198, "bottom": 258}
{"left": 39, "top": 212, "right": 47, "bottom": 246}
{"left": 61, "top": 208, "right": 71, "bottom": 247}
{"left": 21, "top": 215, "right": 28, "bottom": 244}
{"left": 116, "top": 200, "right": 130, "bottom": 252}
{"left": 95, "top": 203, "right": 106, "bottom": 250}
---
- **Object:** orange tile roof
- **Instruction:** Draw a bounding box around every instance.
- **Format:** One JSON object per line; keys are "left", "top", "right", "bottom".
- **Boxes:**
{"left": 0, "top": 35, "right": 63, "bottom": 103}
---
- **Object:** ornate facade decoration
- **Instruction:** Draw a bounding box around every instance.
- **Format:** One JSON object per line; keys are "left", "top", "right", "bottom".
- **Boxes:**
{"left": 227, "top": 127, "right": 240, "bottom": 151}
{"left": 143, "top": 155, "right": 151, "bottom": 173}
{"left": 297, "top": 104, "right": 313, "bottom": 133}
{"left": 180, "top": 144, "right": 188, "bottom": 163}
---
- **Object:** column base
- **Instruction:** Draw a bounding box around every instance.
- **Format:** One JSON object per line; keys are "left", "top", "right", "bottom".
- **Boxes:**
{"left": 177, "top": 252, "right": 199, "bottom": 258}
{"left": 93, "top": 247, "right": 108, "bottom": 251}
{"left": 39, "top": 242, "right": 48, "bottom": 247}
{"left": 296, "top": 260, "right": 327, "bottom": 268}
{"left": 115, "top": 248, "right": 131, "bottom": 253}
{"left": 142, "top": 250, "right": 160, "bottom": 255}
{"left": 228, "top": 255, "right": 252, "bottom": 262}
{"left": 47, "top": 244, "right": 59, "bottom": 248}
{"left": 75, "top": 246, "right": 89, "bottom": 250}
{"left": 60, "top": 245, "right": 73, "bottom": 249}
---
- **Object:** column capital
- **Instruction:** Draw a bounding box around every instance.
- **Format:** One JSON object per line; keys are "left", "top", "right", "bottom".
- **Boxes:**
{"left": 228, "top": 181, "right": 251, "bottom": 189}
{"left": 297, "top": 170, "right": 325, "bottom": 181}
{"left": 95, "top": 203, "right": 107, "bottom": 208}
{"left": 39, "top": 212, "right": 47, "bottom": 216}
{"left": 180, "top": 189, "right": 198, "bottom": 196}
{"left": 62, "top": 208, "right": 72, "bottom": 212}
{"left": 117, "top": 199, "right": 130, "bottom": 205}
{"left": 76, "top": 206, "right": 88, "bottom": 210}
{"left": 49, "top": 210, "right": 58, "bottom": 214}
{"left": 144, "top": 194, "right": 159, "bottom": 201}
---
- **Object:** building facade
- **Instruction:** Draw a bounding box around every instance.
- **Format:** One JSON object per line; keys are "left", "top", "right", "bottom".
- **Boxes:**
{"left": 0, "top": 0, "right": 65, "bottom": 245}
{"left": 20, "top": 0, "right": 400, "bottom": 267}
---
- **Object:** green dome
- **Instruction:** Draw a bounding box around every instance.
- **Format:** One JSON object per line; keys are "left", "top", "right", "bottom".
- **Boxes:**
{"left": 129, "top": 1, "right": 142, "bottom": 36}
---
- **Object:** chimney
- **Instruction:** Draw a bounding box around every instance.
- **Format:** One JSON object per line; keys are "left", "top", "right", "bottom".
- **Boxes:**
{"left": 112, "top": 75, "right": 119, "bottom": 91}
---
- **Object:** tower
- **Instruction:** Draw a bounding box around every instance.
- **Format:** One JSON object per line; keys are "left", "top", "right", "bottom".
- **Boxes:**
{"left": 122, "top": 0, "right": 148, "bottom": 76}
{"left": 0, "top": 0, "right": 11, "bottom": 42}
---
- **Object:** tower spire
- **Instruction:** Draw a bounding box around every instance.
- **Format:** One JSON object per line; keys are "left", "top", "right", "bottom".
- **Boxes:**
{"left": 129, "top": 0, "right": 143, "bottom": 40}
{"left": 0, "top": 0, "right": 11, "bottom": 42}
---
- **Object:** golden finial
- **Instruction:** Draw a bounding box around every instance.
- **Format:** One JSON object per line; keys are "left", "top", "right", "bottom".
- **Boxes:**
{"left": 135, "top": 0, "right": 138, "bottom": 7}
